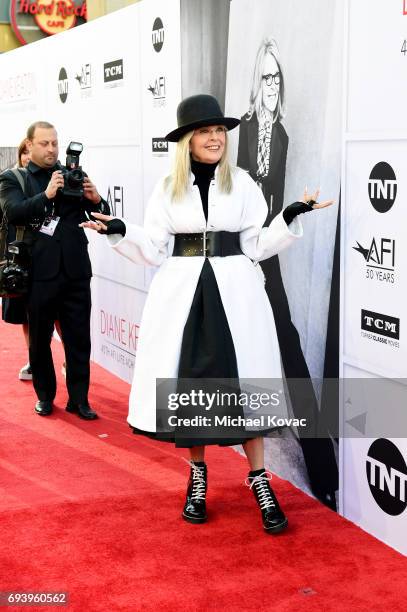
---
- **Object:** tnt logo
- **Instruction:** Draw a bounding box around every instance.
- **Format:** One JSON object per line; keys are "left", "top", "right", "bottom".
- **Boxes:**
{"left": 366, "top": 439, "right": 407, "bottom": 515}
{"left": 152, "top": 17, "right": 164, "bottom": 52}
{"left": 368, "top": 162, "right": 397, "bottom": 213}
{"left": 58, "top": 67, "right": 68, "bottom": 103}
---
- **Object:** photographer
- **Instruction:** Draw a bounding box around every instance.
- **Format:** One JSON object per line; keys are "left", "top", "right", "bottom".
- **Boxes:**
{"left": 0, "top": 121, "right": 109, "bottom": 418}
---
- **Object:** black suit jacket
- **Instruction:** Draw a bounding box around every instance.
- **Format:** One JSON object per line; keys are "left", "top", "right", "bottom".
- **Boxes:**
{"left": 0, "top": 161, "right": 109, "bottom": 281}
{"left": 237, "top": 112, "right": 288, "bottom": 225}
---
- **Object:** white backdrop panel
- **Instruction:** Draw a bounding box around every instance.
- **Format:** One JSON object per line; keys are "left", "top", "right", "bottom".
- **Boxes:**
{"left": 346, "top": 0, "right": 407, "bottom": 134}
{"left": 341, "top": 364, "right": 407, "bottom": 556}
{"left": 342, "top": 140, "right": 407, "bottom": 378}
{"left": 90, "top": 276, "right": 146, "bottom": 385}
{"left": 85, "top": 145, "right": 145, "bottom": 292}
{"left": 341, "top": 0, "right": 407, "bottom": 554}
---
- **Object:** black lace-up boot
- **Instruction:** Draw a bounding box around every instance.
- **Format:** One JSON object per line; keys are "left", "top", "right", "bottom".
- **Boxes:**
{"left": 182, "top": 461, "right": 207, "bottom": 524}
{"left": 246, "top": 469, "right": 288, "bottom": 534}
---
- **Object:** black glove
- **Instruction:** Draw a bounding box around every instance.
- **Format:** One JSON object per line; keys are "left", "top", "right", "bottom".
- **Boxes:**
{"left": 97, "top": 218, "right": 126, "bottom": 236}
{"left": 283, "top": 201, "right": 315, "bottom": 226}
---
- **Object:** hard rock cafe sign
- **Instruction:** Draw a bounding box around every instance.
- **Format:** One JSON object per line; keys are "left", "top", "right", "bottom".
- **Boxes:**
{"left": 10, "top": 0, "right": 87, "bottom": 45}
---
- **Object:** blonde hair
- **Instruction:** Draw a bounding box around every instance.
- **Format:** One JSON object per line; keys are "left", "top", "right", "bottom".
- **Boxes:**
{"left": 247, "top": 37, "right": 285, "bottom": 123}
{"left": 165, "top": 129, "right": 233, "bottom": 201}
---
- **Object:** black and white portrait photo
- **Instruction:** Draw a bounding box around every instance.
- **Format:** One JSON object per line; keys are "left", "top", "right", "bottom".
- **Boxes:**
{"left": 224, "top": 0, "right": 343, "bottom": 506}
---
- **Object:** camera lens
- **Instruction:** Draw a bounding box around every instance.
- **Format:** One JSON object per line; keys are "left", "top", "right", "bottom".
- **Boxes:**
{"left": 67, "top": 168, "right": 84, "bottom": 188}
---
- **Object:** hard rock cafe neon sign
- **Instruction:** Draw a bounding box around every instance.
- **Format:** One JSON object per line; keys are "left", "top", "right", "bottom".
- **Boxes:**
{"left": 10, "top": 0, "right": 87, "bottom": 44}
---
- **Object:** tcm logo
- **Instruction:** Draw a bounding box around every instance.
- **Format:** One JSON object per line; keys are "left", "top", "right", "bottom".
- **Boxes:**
{"left": 75, "top": 63, "right": 91, "bottom": 90}
{"left": 104, "top": 59, "right": 123, "bottom": 83}
{"left": 107, "top": 186, "right": 124, "bottom": 217}
{"left": 152, "top": 17, "right": 164, "bottom": 52}
{"left": 152, "top": 138, "right": 168, "bottom": 155}
{"left": 353, "top": 237, "right": 395, "bottom": 283}
{"left": 58, "top": 67, "right": 68, "bottom": 103}
{"left": 366, "top": 439, "right": 407, "bottom": 515}
{"left": 361, "top": 309, "right": 399, "bottom": 340}
{"left": 368, "top": 162, "right": 397, "bottom": 213}
{"left": 148, "top": 76, "right": 166, "bottom": 107}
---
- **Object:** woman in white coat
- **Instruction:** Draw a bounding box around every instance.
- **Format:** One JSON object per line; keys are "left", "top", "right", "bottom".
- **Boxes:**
{"left": 81, "top": 94, "right": 333, "bottom": 534}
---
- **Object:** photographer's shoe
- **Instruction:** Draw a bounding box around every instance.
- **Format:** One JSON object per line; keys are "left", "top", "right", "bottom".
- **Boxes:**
{"left": 246, "top": 469, "right": 288, "bottom": 534}
{"left": 19, "top": 363, "right": 32, "bottom": 381}
{"left": 65, "top": 400, "right": 98, "bottom": 420}
{"left": 35, "top": 400, "right": 53, "bottom": 416}
{"left": 182, "top": 461, "right": 207, "bottom": 524}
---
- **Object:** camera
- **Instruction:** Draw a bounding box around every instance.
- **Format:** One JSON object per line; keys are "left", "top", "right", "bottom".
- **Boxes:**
{"left": 0, "top": 241, "right": 30, "bottom": 297}
{"left": 58, "top": 141, "right": 85, "bottom": 199}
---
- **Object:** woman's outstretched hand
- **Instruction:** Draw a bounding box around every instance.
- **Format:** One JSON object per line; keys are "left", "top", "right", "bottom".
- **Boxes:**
{"left": 79, "top": 212, "right": 113, "bottom": 233}
{"left": 283, "top": 187, "right": 335, "bottom": 226}
{"left": 301, "top": 187, "right": 334, "bottom": 209}
{"left": 80, "top": 213, "right": 126, "bottom": 236}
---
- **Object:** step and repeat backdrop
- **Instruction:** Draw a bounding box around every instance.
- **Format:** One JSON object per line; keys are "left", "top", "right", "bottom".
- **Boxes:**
{"left": 341, "top": 0, "right": 407, "bottom": 555}
{"left": 0, "top": 0, "right": 406, "bottom": 555}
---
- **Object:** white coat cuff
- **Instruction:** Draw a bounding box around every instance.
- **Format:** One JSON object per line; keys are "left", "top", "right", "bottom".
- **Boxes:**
{"left": 277, "top": 210, "right": 303, "bottom": 238}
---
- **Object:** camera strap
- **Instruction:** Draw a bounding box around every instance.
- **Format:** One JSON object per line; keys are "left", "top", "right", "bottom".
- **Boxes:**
{"left": 9, "top": 168, "right": 27, "bottom": 242}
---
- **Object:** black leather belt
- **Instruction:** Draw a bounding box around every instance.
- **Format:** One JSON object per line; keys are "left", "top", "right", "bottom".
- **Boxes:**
{"left": 173, "top": 231, "right": 242, "bottom": 257}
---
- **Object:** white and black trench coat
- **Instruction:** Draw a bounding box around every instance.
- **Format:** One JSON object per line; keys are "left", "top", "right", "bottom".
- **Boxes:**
{"left": 107, "top": 166, "right": 303, "bottom": 440}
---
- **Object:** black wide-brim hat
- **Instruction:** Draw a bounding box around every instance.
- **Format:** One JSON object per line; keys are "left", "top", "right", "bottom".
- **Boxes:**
{"left": 165, "top": 94, "right": 240, "bottom": 142}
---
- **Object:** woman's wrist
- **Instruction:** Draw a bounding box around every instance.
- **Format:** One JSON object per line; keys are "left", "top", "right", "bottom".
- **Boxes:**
{"left": 100, "top": 218, "right": 126, "bottom": 236}
{"left": 283, "top": 201, "right": 314, "bottom": 226}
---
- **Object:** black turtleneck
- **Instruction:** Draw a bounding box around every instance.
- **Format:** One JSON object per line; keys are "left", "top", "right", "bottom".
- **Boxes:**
{"left": 190, "top": 158, "right": 219, "bottom": 222}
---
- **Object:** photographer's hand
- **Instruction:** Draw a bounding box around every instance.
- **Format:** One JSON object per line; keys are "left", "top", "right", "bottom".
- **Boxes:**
{"left": 45, "top": 170, "right": 64, "bottom": 200}
{"left": 83, "top": 177, "right": 102, "bottom": 204}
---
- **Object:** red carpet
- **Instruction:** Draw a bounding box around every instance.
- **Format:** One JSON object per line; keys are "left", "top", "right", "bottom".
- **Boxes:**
{"left": 0, "top": 317, "right": 406, "bottom": 611}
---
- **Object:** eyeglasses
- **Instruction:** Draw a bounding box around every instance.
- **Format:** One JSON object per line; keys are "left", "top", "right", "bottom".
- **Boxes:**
{"left": 262, "top": 72, "right": 280, "bottom": 87}
{"left": 196, "top": 126, "right": 227, "bottom": 136}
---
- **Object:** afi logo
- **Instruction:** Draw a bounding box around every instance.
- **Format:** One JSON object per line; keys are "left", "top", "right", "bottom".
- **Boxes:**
{"left": 148, "top": 76, "right": 166, "bottom": 99}
{"left": 368, "top": 162, "right": 397, "bottom": 213}
{"left": 107, "top": 186, "right": 124, "bottom": 217}
{"left": 366, "top": 439, "right": 407, "bottom": 515}
{"left": 152, "top": 17, "right": 164, "bottom": 52}
{"left": 353, "top": 238, "right": 395, "bottom": 270}
{"left": 75, "top": 64, "right": 91, "bottom": 89}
